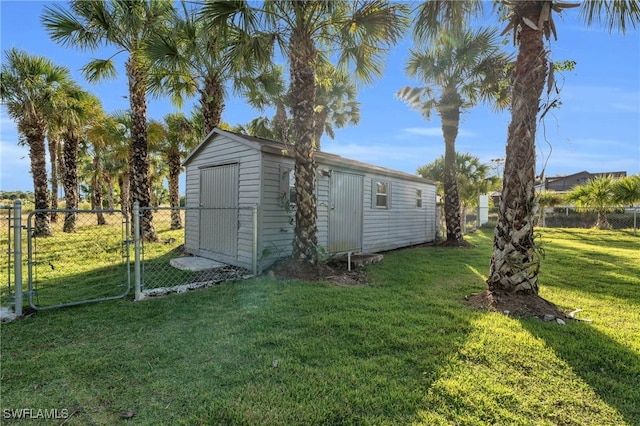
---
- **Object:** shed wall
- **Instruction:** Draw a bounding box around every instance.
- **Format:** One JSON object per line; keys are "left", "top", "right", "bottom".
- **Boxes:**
{"left": 258, "top": 153, "right": 296, "bottom": 268}
{"left": 316, "top": 165, "right": 436, "bottom": 254}
{"left": 184, "top": 134, "right": 261, "bottom": 270}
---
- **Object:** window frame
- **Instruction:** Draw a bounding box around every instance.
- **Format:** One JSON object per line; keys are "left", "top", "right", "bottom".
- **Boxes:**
{"left": 374, "top": 181, "right": 390, "bottom": 209}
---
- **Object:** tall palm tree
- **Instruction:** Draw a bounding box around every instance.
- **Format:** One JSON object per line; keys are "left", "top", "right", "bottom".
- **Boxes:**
{"left": 415, "top": 0, "right": 639, "bottom": 296}
{"left": 398, "top": 26, "right": 511, "bottom": 243}
{"left": 146, "top": 0, "right": 273, "bottom": 137}
{"left": 204, "top": 0, "right": 409, "bottom": 265}
{"left": 1, "top": 48, "right": 72, "bottom": 236}
{"left": 486, "top": 1, "right": 639, "bottom": 295}
{"left": 57, "top": 85, "right": 103, "bottom": 232}
{"left": 157, "top": 113, "right": 198, "bottom": 229}
{"left": 238, "top": 63, "right": 362, "bottom": 150}
{"left": 42, "top": 0, "right": 174, "bottom": 242}
{"left": 313, "top": 63, "right": 361, "bottom": 149}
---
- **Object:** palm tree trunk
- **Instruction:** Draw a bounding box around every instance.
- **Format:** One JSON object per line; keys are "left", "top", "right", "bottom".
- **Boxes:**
{"left": 126, "top": 58, "right": 158, "bottom": 242}
{"left": 487, "top": 1, "right": 546, "bottom": 295}
{"left": 62, "top": 132, "right": 80, "bottom": 232}
{"left": 168, "top": 151, "right": 182, "bottom": 230}
{"left": 24, "top": 122, "right": 52, "bottom": 236}
{"left": 201, "top": 75, "right": 224, "bottom": 136}
{"left": 105, "top": 175, "right": 115, "bottom": 211}
{"left": 312, "top": 108, "right": 329, "bottom": 151}
{"left": 93, "top": 153, "right": 106, "bottom": 226}
{"left": 48, "top": 137, "right": 60, "bottom": 222}
{"left": 438, "top": 90, "right": 464, "bottom": 242}
{"left": 290, "top": 26, "right": 319, "bottom": 265}
{"left": 119, "top": 172, "right": 130, "bottom": 217}
{"left": 274, "top": 103, "right": 290, "bottom": 144}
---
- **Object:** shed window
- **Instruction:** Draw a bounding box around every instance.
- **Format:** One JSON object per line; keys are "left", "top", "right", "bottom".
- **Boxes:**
{"left": 416, "top": 189, "right": 423, "bottom": 207}
{"left": 375, "top": 181, "right": 389, "bottom": 208}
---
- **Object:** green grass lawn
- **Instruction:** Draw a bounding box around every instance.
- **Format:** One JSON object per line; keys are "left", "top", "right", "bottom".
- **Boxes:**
{"left": 1, "top": 227, "right": 638, "bottom": 425}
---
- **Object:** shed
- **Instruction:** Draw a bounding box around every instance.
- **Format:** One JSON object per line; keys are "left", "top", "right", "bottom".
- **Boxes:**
{"left": 182, "top": 128, "right": 438, "bottom": 272}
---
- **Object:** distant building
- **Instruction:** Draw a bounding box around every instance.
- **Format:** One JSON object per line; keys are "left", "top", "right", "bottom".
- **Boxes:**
{"left": 544, "top": 171, "right": 627, "bottom": 193}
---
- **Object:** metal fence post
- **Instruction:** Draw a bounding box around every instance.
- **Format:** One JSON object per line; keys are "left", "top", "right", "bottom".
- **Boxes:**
{"left": 133, "top": 202, "right": 142, "bottom": 301}
{"left": 13, "top": 200, "right": 22, "bottom": 317}
{"left": 634, "top": 208, "right": 638, "bottom": 237}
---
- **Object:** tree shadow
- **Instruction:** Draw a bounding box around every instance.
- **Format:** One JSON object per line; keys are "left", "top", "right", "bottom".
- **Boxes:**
{"left": 541, "top": 244, "right": 640, "bottom": 305}
{"left": 519, "top": 318, "right": 640, "bottom": 424}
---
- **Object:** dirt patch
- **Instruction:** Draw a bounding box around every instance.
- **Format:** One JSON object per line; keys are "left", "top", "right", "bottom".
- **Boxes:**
{"left": 267, "top": 258, "right": 368, "bottom": 286}
{"left": 465, "top": 290, "right": 567, "bottom": 319}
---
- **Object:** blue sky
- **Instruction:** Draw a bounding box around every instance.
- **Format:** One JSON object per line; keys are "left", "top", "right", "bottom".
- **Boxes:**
{"left": 1, "top": 1, "right": 639, "bottom": 193}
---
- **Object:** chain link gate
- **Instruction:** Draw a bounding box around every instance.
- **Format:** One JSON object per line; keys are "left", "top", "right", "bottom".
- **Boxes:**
{"left": 25, "top": 207, "right": 131, "bottom": 310}
{"left": 1, "top": 203, "right": 22, "bottom": 317}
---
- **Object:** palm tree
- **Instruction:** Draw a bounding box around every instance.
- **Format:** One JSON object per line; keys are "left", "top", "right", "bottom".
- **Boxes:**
{"left": 418, "top": 152, "right": 500, "bottom": 232}
{"left": 145, "top": 1, "right": 273, "bottom": 137}
{"left": 486, "top": 1, "right": 639, "bottom": 295}
{"left": 613, "top": 174, "right": 640, "bottom": 207}
{"left": 237, "top": 63, "right": 361, "bottom": 150}
{"left": 313, "top": 64, "right": 361, "bottom": 149}
{"left": 157, "top": 113, "right": 198, "bottom": 229}
{"left": 42, "top": 0, "right": 174, "bottom": 242}
{"left": 57, "top": 85, "right": 103, "bottom": 232}
{"left": 535, "top": 190, "right": 564, "bottom": 227}
{"left": 204, "top": 0, "right": 409, "bottom": 265}
{"left": 414, "top": 1, "right": 639, "bottom": 295}
{"left": 565, "top": 175, "right": 620, "bottom": 229}
{"left": 398, "top": 26, "right": 511, "bottom": 243}
{"left": 1, "top": 48, "right": 72, "bottom": 236}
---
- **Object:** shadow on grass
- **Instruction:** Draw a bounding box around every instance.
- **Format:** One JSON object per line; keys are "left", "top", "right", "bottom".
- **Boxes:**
{"left": 541, "top": 245, "right": 640, "bottom": 305}
{"left": 28, "top": 261, "right": 130, "bottom": 309}
{"left": 520, "top": 318, "right": 640, "bottom": 424}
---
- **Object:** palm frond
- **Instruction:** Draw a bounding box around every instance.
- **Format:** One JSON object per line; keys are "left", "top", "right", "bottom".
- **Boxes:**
{"left": 580, "top": 0, "right": 639, "bottom": 34}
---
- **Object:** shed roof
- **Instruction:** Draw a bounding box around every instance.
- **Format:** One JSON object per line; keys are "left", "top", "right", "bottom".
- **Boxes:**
{"left": 184, "top": 127, "right": 436, "bottom": 185}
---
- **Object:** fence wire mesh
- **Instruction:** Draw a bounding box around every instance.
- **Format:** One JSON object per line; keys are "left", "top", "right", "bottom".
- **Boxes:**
{"left": 26, "top": 209, "right": 130, "bottom": 309}
{"left": 538, "top": 206, "right": 638, "bottom": 231}
{"left": 137, "top": 206, "right": 255, "bottom": 299}
{"left": 1, "top": 205, "right": 16, "bottom": 305}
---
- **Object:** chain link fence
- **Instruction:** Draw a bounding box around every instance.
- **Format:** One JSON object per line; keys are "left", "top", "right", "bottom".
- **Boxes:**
{"left": 456, "top": 205, "right": 639, "bottom": 235}
{"left": 135, "top": 205, "right": 256, "bottom": 299}
{"left": 1, "top": 202, "right": 258, "bottom": 316}
{"left": 538, "top": 206, "right": 639, "bottom": 233}
{"left": 1, "top": 205, "right": 18, "bottom": 311}
{"left": 27, "top": 209, "right": 131, "bottom": 310}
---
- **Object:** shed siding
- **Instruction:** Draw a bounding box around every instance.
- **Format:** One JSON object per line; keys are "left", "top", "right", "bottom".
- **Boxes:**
{"left": 316, "top": 157, "right": 437, "bottom": 255}
{"left": 316, "top": 174, "right": 330, "bottom": 253}
{"left": 258, "top": 153, "right": 296, "bottom": 269}
{"left": 362, "top": 175, "right": 436, "bottom": 252}
{"left": 184, "top": 133, "right": 261, "bottom": 270}
{"left": 184, "top": 129, "right": 437, "bottom": 273}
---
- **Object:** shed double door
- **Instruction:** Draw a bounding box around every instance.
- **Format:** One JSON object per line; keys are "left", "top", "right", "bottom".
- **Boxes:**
{"left": 329, "top": 171, "right": 363, "bottom": 253}
{"left": 199, "top": 164, "right": 238, "bottom": 258}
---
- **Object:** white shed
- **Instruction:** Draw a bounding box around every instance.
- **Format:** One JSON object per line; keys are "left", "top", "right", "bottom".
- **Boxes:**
{"left": 182, "top": 128, "right": 437, "bottom": 272}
